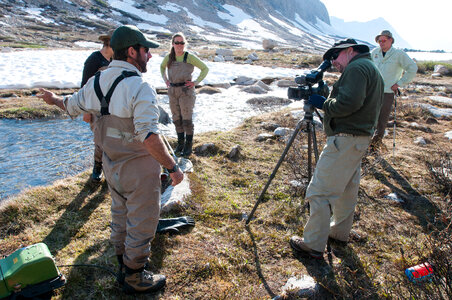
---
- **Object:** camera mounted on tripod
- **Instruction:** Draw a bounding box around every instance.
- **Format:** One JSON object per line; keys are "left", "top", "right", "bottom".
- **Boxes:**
{"left": 287, "top": 59, "right": 331, "bottom": 102}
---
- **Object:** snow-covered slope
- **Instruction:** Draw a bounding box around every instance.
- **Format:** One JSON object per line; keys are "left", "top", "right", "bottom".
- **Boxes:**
{"left": 0, "top": 0, "right": 400, "bottom": 52}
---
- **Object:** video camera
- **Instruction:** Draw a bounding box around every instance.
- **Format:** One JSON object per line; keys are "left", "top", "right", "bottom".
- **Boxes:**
{"left": 287, "top": 60, "right": 331, "bottom": 101}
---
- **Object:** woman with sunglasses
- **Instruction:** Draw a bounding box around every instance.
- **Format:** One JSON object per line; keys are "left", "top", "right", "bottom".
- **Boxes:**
{"left": 160, "top": 32, "right": 209, "bottom": 156}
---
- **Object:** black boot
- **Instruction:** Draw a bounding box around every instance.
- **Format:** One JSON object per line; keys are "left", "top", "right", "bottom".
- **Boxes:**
{"left": 117, "top": 255, "right": 125, "bottom": 285}
{"left": 175, "top": 132, "right": 185, "bottom": 154}
{"left": 91, "top": 160, "right": 102, "bottom": 182}
{"left": 182, "top": 135, "right": 193, "bottom": 157}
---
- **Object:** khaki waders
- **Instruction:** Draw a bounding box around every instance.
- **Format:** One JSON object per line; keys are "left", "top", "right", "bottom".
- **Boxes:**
{"left": 95, "top": 115, "right": 161, "bottom": 270}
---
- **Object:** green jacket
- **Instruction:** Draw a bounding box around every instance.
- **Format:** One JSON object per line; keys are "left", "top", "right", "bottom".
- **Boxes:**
{"left": 323, "top": 53, "right": 384, "bottom": 137}
{"left": 371, "top": 46, "right": 417, "bottom": 93}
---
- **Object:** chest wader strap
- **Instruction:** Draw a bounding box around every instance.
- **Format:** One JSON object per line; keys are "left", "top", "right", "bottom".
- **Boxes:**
{"left": 94, "top": 70, "right": 139, "bottom": 115}
{"left": 183, "top": 51, "right": 188, "bottom": 63}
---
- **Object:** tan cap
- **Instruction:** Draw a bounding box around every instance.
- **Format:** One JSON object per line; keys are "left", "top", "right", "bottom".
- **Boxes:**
{"left": 375, "top": 30, "right": 394, "bottom": 43}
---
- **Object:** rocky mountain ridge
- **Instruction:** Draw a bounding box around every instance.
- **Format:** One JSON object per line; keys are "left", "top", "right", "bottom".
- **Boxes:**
{"left": 0, "top": 0, "right": 338, "bottom": 53}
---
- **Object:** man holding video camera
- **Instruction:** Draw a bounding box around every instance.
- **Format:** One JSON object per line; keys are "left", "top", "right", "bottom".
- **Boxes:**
{"left": 290, "top": 38, "right": 384, "bottom": 259}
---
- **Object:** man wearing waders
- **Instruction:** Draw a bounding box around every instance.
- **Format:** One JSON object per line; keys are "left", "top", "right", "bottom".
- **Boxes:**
{"left": 38, "top": 25, "right": 184, "bottom": 294}
{"left": 160, "top": 32, "right": 209, "bottom": 156}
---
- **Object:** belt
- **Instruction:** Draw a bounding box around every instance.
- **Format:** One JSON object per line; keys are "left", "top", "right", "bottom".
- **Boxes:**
{"left": 170, "top": 82, "right": 186, "bottom": 87}
{"left": 334, "top": 133, "right": 356, "bottom": 137}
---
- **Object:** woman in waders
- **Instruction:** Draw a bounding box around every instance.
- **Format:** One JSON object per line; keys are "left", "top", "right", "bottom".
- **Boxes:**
{"left": 160, "top": 32, "right": 209, "bottom": 156}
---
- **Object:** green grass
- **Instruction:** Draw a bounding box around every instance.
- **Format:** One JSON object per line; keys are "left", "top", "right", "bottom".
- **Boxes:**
{"left": 416, "top": 60, "right": 452, "bottom": 75}
{"left": 0, "top": 93, "right": 450, "bottom": 299}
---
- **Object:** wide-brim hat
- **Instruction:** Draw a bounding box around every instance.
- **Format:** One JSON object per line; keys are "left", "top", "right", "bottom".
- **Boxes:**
{"left": 111, "top": 25, "right": 159, "bottom": 51}
{"left": 323, "top": 38, "right": 370, "bottom": 61}
{"left": 375, "top": 30, "right": 394, "bottom": 43}
{"left": 98, "top": 29, "right": 114, "bottom": 41}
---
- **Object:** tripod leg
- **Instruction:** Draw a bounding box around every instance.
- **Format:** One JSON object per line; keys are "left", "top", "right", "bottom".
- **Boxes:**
{"left": 307, "top": 122, "right": 312, "bottom": 180}
{"left": 246, "top": 119, "right": 304, "bottom": 224}
{"left": 312, "top": 123, "right": 319, "bottom": 163}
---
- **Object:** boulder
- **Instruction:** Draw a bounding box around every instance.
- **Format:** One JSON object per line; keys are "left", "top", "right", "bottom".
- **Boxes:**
{"left": 242, "top": 85, "right": 268, "bottom": 94}
{"left": 216, "top": 48, "right": 234, "bottom": 56}
{"left": 248, "top": 52, "right": 259, "bottom": 61}
{"left": 434, "top": 64, "right": 449, "bottom": 75}
{"left": 276, "top": 79, "right": 297, "bottom": 87}
{"left": 262, "top": 39, "right": 277, "bottom": 50}
{"left": 194, "top": 143, "right": 218, "bottom": 156}
{"left": 197, "top": 86, "right": 222, "bottom": 94}
{"left": 209, "top": 82, "right": 231, "bottom": 89}
{"left": 256, "top": 133, "right": 274, "bottom": 142}
{"left": 246, "top": 96, "right": 291, "bottom": 106}
{"left": 214, "top": 55, "right": 225, "bottom": 62}
{"left": 274, "top": 127, "right": 293, "bottom": 137}
{"left": 235, "top": 76, "right": 256, "bottom": 85}
{"left": 228, "top": 144, "right": 242, "bottom": 161}
{"left": 256, "top": 80, "right": 271, "bottom": 91}
{"left": 414, "top": 137, "right": 427, "bottom": 145}
{"left": 260, "top": 122, "right": 280, "bottom": 131}
{"left": 158, "top": 105, "right": 171, "bottom": 125}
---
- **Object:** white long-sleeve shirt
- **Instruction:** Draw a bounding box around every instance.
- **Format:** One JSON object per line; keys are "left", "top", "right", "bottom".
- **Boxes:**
{"left": 64, "top": 60, "right": 160, "bottom": 142}
{"left": 371, "top": 46, "right": 418, "bottom": 93}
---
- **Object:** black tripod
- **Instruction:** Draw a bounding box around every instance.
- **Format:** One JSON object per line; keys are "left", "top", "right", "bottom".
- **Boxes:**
{"left": 246, "top": 101, "right": 321, "bottom": 224}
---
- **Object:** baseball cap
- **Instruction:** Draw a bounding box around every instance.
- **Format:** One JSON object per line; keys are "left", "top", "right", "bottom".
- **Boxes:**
{"left": 110, "top": 25, "right": 159, "bottom": 51}
{"left": 323, "top": 38, "right": 370, "bottom": 61}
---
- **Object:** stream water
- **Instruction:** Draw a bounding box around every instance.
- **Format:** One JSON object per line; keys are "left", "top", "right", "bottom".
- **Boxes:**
{"left": 0, "top": 117, "right": 93, "bottom": 202}
{"left": 0, "top": 86, "right": 297, "bottom": 203}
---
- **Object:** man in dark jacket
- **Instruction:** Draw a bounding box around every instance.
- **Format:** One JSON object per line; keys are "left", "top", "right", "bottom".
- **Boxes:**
{"left": 290, "top": 39, "right": 384, "bottom": 259}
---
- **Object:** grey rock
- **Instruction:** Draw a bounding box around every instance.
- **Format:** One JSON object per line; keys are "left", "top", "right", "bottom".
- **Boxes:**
{"left": 246, "top": 96, "right": 291, "bottom": 106}
{"left": 414, "top": 137, "right": 427, "bottom": 145}
{"left": 274, "top": 127, "right": 293, "bottom": 137}
{"left": 194, "top": 143, "right": 218, "bottom": 156}
{"left": 434, "top": 64, "right": 449, "bottom": 75}
{"left": 235, "top": 76, "right": 256, "bottom": 85}
{"left": 276, "top": 79, "right": 297, "bottom": 87}
{"left": 216, "top": 48, "right": 234, "bottom": 56}
{"left": 256, "top": 133, "right": 274, "bottom": 142}
{"left": 158, "top": 105, "right": 171, "bottom": 125}
{"left": 262, "top": 39, "right": 277, "bottom": 50}
{"left": 214, "top": 55, "right": 225, "bottom": 62}
{"left": 228, "top": 144, "right": 242, "bottom": 161}
{"left": 242, "top": 85, "right": 268, "bottom": 94}
{"left": 260, "top": 122, "right": 280, "bottom": 131}
{"left": 197, "top": 86, "right": 222, "bottom": 94}
{"left": 256, "top": 80, "right": 271, "bottom": 91}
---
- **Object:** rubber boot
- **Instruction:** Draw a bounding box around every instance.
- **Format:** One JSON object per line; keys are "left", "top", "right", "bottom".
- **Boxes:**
{"left": 91, "top": 160, "right": 102, "bottom": 182}
{"left": 182, "top": 134, "right": 193, "bottom": 157}
{"left": 123, "top": 265, "right": 166, "bottom": 294}
{"left": 175, "top": 132, "right": 185, "bottom": 154}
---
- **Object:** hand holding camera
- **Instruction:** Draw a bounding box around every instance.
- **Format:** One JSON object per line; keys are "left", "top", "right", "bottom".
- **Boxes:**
{"left": 308, "top": 94, "right": 326, "bottom": 109}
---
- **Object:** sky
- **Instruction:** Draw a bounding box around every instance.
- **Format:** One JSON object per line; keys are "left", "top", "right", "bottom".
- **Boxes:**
{"left": 320, "top": 0, "right": 452, "bottom": 52}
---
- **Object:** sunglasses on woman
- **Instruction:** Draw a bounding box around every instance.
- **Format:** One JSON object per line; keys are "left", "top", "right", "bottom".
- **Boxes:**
{"left": 174, "top": 41, "right": 185, "bottom": 45}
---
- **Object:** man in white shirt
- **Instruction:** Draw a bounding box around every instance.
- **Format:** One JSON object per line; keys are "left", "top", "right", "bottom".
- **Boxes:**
{"left": 371, "top": 30, "right": 417, "bottom": 148}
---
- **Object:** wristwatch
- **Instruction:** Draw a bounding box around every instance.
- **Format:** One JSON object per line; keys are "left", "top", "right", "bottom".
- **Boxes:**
{"left": 167, "top": 164, "right": 179, "bottom": 173}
